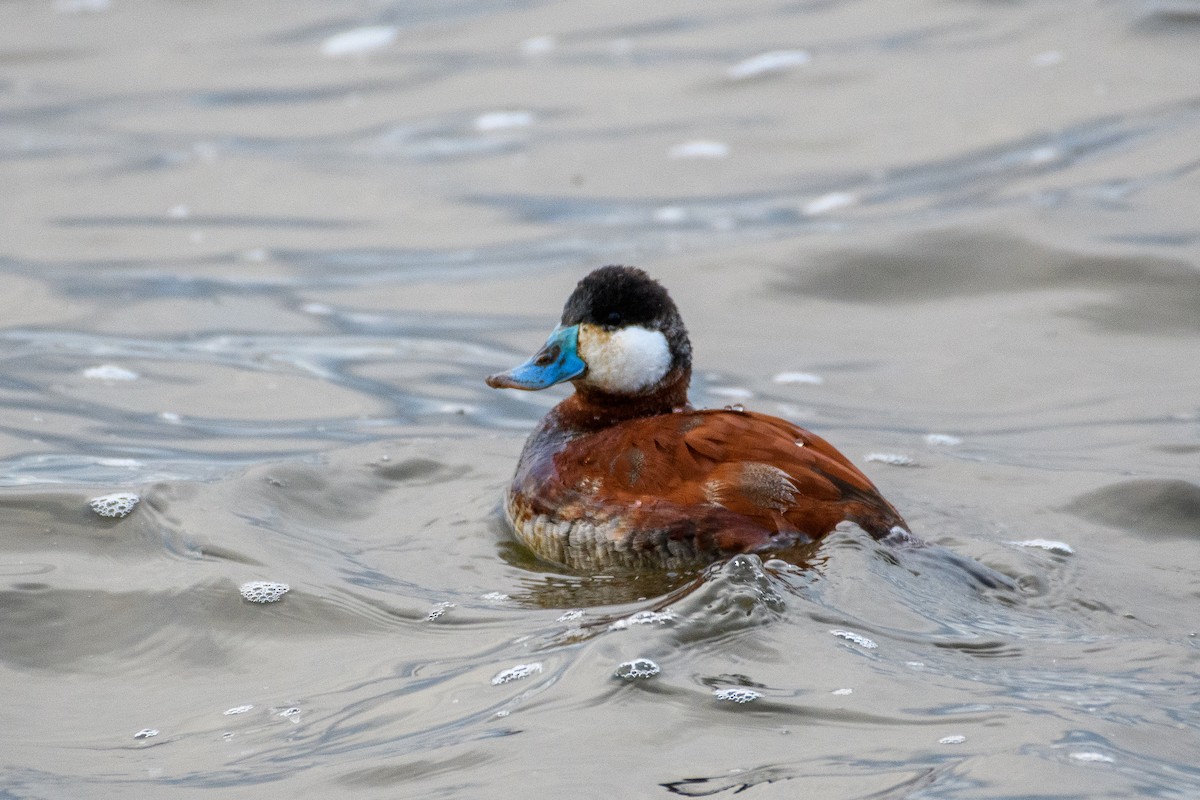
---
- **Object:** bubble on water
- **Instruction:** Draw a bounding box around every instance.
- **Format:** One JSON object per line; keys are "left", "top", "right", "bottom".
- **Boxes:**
{"left": 803, "top": 192, "right": 858, "bottom": 216}
{"left": 239, "top": 581, "right": 289, "bottom": 603}
{"left": 1069, "top": 751, "right": 1114, "bottom": 763}
{"left": 426, "top": 601, "right": 455, "bottom": 621}
{"left": 773, "top": 371, "right": 824, "bottom": 385}
{"left": 557, "top": 609, "right": 585, "bottom": 622}
{"left": 714, "top": 688, "right": 762, "bottom": 704}
{"left": 133, "top": 729, "right": 159, "bottom": 740}
{"left": 865, "top": 453, "right": 916, "bottom": 467}
{"left": 474, "top": 110, "right": 534, "bottom": 131}
{"left": 668, "top": 140, "right": 729, "bottom": 159}
{"left": 223, "top": 705, "right": 253, "bottom": 716}
{"left": 925, "top": 433, "right": 963, "bottom": 446}
{"left": 615, "top": 658, "right": 660, "bottom": 680}
{"left": 320, "top": 26, "right": 397, "bottom": 57}
{"left": 830, "top": 629, "right": 878, "bottom": 649}
{"left": 608, "top": 609, "right": 676, "bottom": 630}
{"left": 492, "top": 663, "right": 543, "bottom": 685}
{"left": 832, "top": 688, "right": 853, "bottom": 696}
{"left": 727, "top": 50, "right": 811, "bottom": 80}
{"left": 83, "top": 364, "right": 139, "bottom": 381}
{"left": 89, "top": 492, "right": 139, "bottom": 518}
{"left": 939, "top": 735, "right": 967, "bottom": 745}
{"left": 1010, "top": 539, "right": 1075, "bottom": 555}
{"left": 480, "top": 592, "right": 509, "bottom": 603}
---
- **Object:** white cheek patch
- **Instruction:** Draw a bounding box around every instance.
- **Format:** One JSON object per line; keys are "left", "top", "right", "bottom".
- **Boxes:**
{"left": 578, "top": 325, "right": 671, "bottom": 394}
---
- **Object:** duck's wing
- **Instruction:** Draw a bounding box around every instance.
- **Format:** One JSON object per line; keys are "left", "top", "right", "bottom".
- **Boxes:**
{"left": 582, "top": 410, "right": 908, "bottom": 546}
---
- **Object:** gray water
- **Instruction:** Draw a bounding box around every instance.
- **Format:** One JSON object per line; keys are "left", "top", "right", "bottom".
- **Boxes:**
{"left": 2, "top": 1, "right": 1199, "bottom": 797}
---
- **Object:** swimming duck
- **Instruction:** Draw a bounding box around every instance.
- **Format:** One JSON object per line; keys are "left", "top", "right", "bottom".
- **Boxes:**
{"left": 486, "top": 265, "right": 909, "bottom": 571}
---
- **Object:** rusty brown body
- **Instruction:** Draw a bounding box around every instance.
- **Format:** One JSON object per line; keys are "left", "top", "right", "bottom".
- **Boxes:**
{"left": 504, "top": 381, "right": 908, "bottom": 571}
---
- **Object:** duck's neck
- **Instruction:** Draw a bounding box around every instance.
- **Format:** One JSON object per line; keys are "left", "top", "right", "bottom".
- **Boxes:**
{"left": 554, "top": 367, "right": 691, "bottom": 431}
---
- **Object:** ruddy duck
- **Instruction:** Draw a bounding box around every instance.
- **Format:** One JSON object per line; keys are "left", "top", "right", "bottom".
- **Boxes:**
{"left": 487, "top": 265, "right": 908, "bottom": 571}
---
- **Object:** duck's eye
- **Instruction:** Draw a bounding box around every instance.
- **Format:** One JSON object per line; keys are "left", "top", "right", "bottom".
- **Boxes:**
{"left": 534, "top": 344, "right": 560, "bottom": 367}
{"left": 605, "top": 311, "right": 622, "bottom": 326}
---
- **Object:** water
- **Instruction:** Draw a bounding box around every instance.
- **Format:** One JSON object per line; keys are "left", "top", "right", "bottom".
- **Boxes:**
{"left": 2, "top": 1, "right": 1199, "bottom": 797}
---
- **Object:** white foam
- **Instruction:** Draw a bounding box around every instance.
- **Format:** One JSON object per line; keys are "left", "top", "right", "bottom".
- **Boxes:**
{"left": 1069, "top": 751, "right": 1114, "bottom": 763}
{"left": 924, "top": 433, "right": 963, "bottom": 446}
{"left": 939, "top": 735, "right": 967, "bottom": 745}
{"left": 474, "top": 111, "right": 534, "bottom": 131}
{"left": 830, "top": 629, "right": 878, "bottom": 649}
{"left": 714, "top": 688, "right": 762, "bottom": 703}
{"left": 614, "top": 658, "right": 660, "bottom": 680}
{"left": 83, "top": 364, "right": 139, "bottom": 381}
{"left": 223, "top": 705, "right": 253, "bottom": 716}
{"left": 491, "top": 663, "right": 543, "bottom": 685}
{"left": 727, "top": 50, "right": 811, "bottom": 80}
{"left": 1010, "top": 539, "right": 1075, "bottom": 555}
{"left": 866, "top": 453, "right": 916, "bottom": 467}
{"left": 652, "top": 205, "right": 688, "bottom": 224}
{"left": 89, "top": 492, "right": 139, "bottom": 518}
{"left": 773, "top": 371, "right": 824, "bottom": 385}
{"left": 320, "top": 26, "right": 397, "bottom": 58}
{"left": 668, "top": 140, "right": 729, "bottom": 159}
{"left": 832, "top": 688, "right": 853, "bottom": 696}
{"left": 239, "top": 581, "right": 290, "bottom": 603}
{"left": 803, "top": 191, "right": 858, "bottom": 216}
{"left": 426, "top": 601, "right": 455, "bottom": 621}
{"left": 133, "top": 728, "right": 159, "bottom": 740}
{"left": 608, "top": 609, "right": 676, "bottom": 630}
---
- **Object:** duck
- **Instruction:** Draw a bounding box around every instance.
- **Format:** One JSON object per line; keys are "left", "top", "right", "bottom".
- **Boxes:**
{"left": 486, "top": 265, "right": 909, "bottom": 571}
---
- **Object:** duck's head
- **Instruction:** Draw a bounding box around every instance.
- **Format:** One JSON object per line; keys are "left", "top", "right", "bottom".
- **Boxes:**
{"left": 486, "top": 265, "right": 692, "bottom": 398}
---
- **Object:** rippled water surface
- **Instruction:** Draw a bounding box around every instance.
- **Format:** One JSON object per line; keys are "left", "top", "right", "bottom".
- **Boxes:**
{"left": 2, "top": 1, "right": 1199, "bottom": 797}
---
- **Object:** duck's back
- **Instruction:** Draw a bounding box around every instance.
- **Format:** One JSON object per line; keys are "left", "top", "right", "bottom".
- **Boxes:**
{"left": 506, "top": 408, "right": 908, "bottom": 570}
